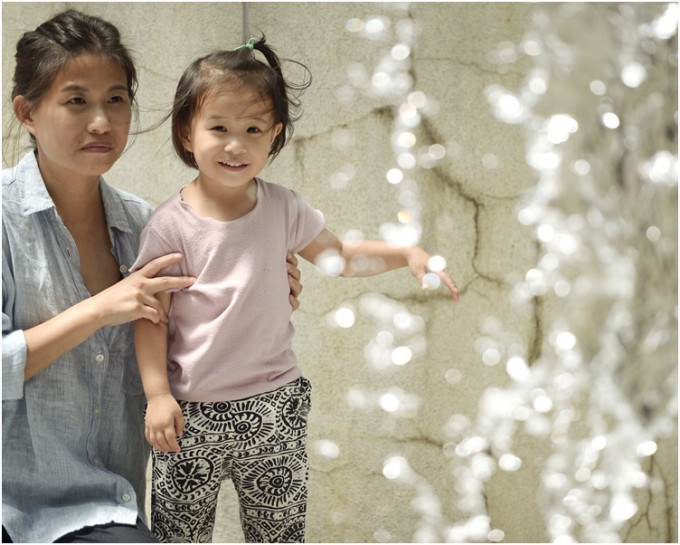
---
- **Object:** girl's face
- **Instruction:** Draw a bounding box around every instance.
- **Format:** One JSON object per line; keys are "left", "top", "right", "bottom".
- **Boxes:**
{"left": 181, "top": 83, "right": 282, "bottom": 191}
{"left": 15, "top": 54, "right": 132, "bottom": 186}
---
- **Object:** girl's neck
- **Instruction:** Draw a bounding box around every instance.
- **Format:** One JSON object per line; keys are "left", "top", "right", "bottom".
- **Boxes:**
{"left": 182, "top": 176, "right": 258, "bottom": 222}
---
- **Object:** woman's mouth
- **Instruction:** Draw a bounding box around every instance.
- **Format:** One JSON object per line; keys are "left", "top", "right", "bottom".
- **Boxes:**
{"left": 82, "top": 143, "right": 113, "bottom": 153}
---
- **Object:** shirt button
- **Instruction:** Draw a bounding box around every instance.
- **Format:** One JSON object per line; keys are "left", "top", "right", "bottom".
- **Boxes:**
{"left": 93, "top": 457, "right": 102, "bottom": 467}
{"left": 95, "top": 353, "right": 105, "bottom": 363}
{"left": 119, "top": 265, "right": 128, "bottom": 274}
{"left": 94, "top": 406, "right": 100, "bottom": 415}
{"left": 122, "top": 493, "right": 132, "bottom": 502}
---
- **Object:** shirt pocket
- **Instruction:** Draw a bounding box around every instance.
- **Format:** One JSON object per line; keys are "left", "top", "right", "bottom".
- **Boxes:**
{"left": 107, "top": 322, "right": 145, "bottom": 396}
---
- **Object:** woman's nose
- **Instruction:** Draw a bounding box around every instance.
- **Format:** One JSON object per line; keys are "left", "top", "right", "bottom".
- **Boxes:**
{"left": 88, "top": 109, "right": 111, "bottom": 134}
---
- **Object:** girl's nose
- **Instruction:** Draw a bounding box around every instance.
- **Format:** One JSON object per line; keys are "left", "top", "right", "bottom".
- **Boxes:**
{"left": 224, "top": 135, "right": 246, "bottom": 154}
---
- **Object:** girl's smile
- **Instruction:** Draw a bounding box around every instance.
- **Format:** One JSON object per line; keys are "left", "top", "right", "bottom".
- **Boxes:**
{"left": 219, "top": 161, "right": 249, "bottom": 170}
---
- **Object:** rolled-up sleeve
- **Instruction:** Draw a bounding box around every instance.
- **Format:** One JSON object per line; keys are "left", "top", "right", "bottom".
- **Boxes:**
{"left": 3, "top": 238, "right": 26, "bottom": 400}
{"left": 2, "top": 322, "right": 26, "bottom": 400}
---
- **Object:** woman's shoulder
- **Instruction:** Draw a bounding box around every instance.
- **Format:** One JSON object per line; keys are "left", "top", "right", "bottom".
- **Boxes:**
{"left": 110, "top": 185, "right": 154, "bottom": 213}
{"left": 100, "top": 181, "right": 154, "bottom": 227}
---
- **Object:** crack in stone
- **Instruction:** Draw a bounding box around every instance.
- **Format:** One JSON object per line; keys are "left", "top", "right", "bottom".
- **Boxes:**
{"left": 292, "top": 105, "right": 394, "bottom": 153}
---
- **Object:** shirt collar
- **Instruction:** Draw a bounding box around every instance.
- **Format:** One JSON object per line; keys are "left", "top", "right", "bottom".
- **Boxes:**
{"left": 100, "top": 176, "right": 135, "bottom": 235}
{"left": 15, "top": 151, "right": 134, "bottom": 235}
{"left": 16, "top": 151, "right": 55, "bottom": 215}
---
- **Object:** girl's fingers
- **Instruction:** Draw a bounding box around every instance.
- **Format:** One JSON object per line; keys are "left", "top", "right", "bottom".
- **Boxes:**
{"left": 438, "top": 271, "right": 460, "bottom": 301}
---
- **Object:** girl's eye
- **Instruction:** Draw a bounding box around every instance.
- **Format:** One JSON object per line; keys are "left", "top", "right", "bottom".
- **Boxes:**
{"left": 212, "top": 126, "right": 228, "bottom": 133}
{"left": 247, "top": 126, "right": 262, "bottom": 134}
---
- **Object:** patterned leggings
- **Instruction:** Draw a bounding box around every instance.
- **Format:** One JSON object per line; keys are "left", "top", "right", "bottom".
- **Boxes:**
{"left": 150, "top": 377, "right": 311, "bottom": 543}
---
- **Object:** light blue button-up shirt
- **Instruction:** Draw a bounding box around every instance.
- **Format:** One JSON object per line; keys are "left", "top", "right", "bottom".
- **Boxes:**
{"left": 2, "top": 152, "right": 153, "bottom": 543}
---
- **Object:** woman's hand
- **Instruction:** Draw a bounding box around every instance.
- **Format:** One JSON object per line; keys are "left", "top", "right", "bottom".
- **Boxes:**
{"left": 287, "top": 253, "right": 303, "bottom": 310}
{"left": 95, "top": 253, "right": 195, "bottom": 326}
{"left": 145, "top": 393, "right": 185, "bottom": 453}
{"left": 23, "top": 253, "right": 195, "bottom": 380}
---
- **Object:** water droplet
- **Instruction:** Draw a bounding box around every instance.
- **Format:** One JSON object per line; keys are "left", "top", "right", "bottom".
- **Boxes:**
{"left": 314, "top": 439, "right": 341, "bottom": 459}
{"left": 621, "top": 62, "right": 647, "bottom": 88}
{"left": 386, "top": 168, "right": 403, "bottom": 184}
{"left": 589, "top": 79, "right": 606, "bottom": 96}
{"left": 601, "top": 112, "right": 620, "bottom": 129}
{"left": 428, "top": 144, "right": 447, "bottom": 160}
{"left": 391, "top": 346, "right": 412, "bottom": 366}
{"left": 636, "top": 440, "right": 658, "bottom": 457}
{"left": 333, "top": 306, "right": 355, "bottom": 328}
{"left": 499, "top": 453, "right": 522, "bottom": 471}
{"left": 383, "top": 455, "right": 410, "bottom": 481}
{"left": 391, "top": 43, "right": 410, "bottom": 61}
{"left": 427, "top": 255, "right": 447, "bottom": 272}
{"left": 555, "top": 331, "right": 576, "bottom": 350}
{"left": 346, "top": 18, "right": 364, "bottom": 33}
{"left": 422, "top": 272, "right": 441, "bottom": 290}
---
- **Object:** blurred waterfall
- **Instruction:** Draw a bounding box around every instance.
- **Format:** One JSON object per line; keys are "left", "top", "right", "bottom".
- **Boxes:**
{"left": 342, "top": 3, "right": 677, "bottom": 542}
{"left": 451, "top": 3, "right": 678, "bottom": 542}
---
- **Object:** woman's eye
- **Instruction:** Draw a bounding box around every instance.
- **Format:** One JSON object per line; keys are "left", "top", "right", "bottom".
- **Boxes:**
{"left": 67, "top": 97, "right": 86, "bottom": 105}
{"left": 109, "top": 95, "right": 127, "bottom": 104}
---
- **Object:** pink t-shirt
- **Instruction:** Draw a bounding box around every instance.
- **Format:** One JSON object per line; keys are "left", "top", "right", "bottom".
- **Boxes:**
{"left": 132, "top": 178, "right": 325, "bottom": 402}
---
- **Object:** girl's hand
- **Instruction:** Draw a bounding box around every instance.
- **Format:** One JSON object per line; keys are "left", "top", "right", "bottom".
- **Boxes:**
{"left": 93, "top": 253, "right": 195, "bottom": 326}
{"left": 287, "top": 252, "right": 303, "bottom": 310}
{"left": 406, "top": 247, "right": 460, "bottom": 301}
{"left": 145, "top": 393, "right": 185, "bottom": 453}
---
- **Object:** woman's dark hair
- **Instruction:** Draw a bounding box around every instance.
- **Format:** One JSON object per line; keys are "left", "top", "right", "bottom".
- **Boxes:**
{"left": 10, "top": 9, "right": 138, "bottom": 144}
{"left": 171, "top": 35, "right": 311, "bottom": 168}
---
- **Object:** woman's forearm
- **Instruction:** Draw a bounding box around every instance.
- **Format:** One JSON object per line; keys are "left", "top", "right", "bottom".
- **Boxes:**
{"left": 22, "top": 297, "right": 106, "bottom": 380}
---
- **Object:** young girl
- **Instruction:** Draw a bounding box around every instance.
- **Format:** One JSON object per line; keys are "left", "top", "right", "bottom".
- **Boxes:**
{"left": 133, "top": 36, "right": 459, "bottom": 543}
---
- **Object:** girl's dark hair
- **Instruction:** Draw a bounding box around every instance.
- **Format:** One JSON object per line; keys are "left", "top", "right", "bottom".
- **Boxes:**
{"left": 10, "top": 9, "right": 138, "bottom": 144}
{"left": 171, "top": 35, "right": 311, "bottom": 168}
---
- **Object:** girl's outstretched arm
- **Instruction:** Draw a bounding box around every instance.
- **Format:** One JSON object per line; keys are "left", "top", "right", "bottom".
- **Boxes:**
{"left": 298, "top": 228, "right": 460, "bottom": 301}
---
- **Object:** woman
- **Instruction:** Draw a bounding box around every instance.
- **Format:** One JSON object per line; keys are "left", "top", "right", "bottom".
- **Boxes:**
{"left": 2, "top": 10, "right": 303, "bottom": 543}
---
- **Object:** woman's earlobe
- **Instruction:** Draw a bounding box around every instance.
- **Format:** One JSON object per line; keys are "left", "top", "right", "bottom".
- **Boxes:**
{"left": 12, "top": 96, "right": 36, "bottom": 134}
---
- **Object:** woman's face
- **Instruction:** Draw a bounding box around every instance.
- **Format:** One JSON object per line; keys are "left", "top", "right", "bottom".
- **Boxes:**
{"left": 19, "top": 53, "right": 132, "bottom": 185}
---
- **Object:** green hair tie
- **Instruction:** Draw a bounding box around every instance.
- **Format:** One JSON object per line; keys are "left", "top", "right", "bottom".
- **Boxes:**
{"left": 235, "top": 38, "right": 257, "bottom": 52}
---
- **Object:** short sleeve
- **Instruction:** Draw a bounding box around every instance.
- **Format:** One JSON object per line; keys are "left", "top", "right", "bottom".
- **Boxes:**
{"left": 288, "top": 189, "right": 325, "bottom": 254}
{"left": 130, "top": 224, "right": 183, "bottom": 278}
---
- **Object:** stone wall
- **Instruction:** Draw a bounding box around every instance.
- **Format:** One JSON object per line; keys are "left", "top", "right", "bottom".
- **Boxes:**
{"left": 3, "top": 3, "right": 676, "bottom": 542}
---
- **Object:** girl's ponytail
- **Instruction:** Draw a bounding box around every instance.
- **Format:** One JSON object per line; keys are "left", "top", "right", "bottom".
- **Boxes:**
{"left": 232, "top": 35, "right": 311, "bottom": 158}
